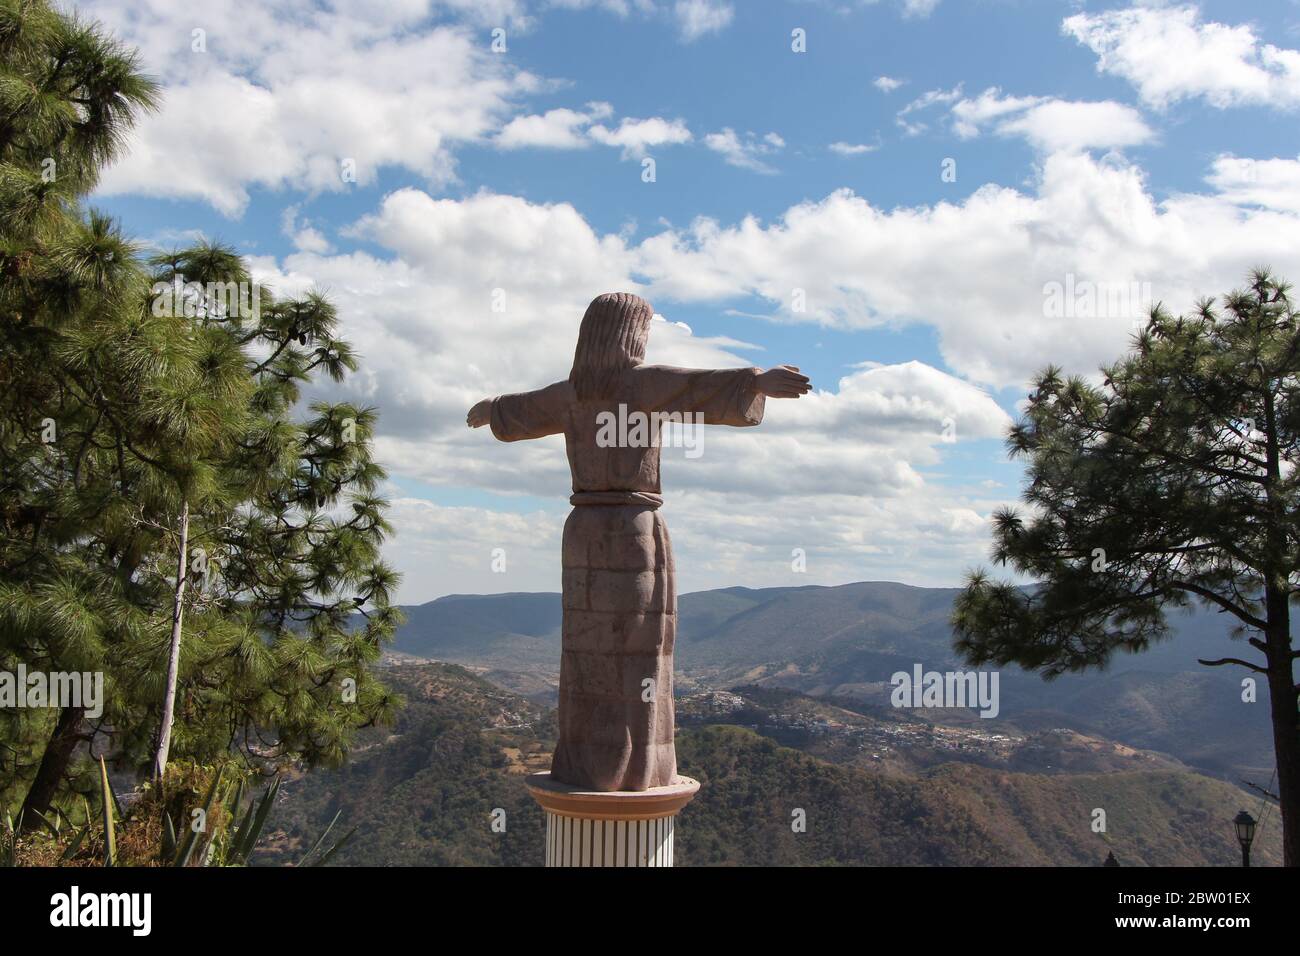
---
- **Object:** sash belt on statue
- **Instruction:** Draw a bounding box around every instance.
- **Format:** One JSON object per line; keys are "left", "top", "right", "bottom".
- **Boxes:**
{"left": 569, "top": 491, "right": 664, "bottom": 509}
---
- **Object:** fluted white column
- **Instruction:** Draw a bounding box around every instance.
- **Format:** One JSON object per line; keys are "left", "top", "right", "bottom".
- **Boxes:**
{"left": 526, "top": 773, "right": 698, "bottom": 869}
{"left": 544, "top": 812, "right": 676, "bottom": 867}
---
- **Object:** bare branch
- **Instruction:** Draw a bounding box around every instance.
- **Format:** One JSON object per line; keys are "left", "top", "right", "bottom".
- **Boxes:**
{"left": 1197, "top": 656, "right": 1267, "bottom": 674}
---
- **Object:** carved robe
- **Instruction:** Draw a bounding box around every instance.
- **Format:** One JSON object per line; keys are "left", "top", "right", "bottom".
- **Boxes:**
{"left": 490, "top": 365, "right": 765, "bottom": 791}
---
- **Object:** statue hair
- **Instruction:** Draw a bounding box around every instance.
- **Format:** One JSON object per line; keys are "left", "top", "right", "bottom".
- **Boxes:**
{"left": 569, "top": 292, "right": 653, "bottom": 402}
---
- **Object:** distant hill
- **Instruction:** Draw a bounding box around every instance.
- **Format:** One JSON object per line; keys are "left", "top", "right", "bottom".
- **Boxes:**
{"left": 381, "top": 581, "right": 1276, "bottom": 784}
{"left": 679, "top": 684, "right": 1188, "bottom": 777}
{"left": 678, "top": 726, "right": 1278, "bottom": 866}
{"left": 256, "top": 662, "right": 1282, "bottom": 867}
{"left": 258, "top": 663, "right": 555, "bottom": 867}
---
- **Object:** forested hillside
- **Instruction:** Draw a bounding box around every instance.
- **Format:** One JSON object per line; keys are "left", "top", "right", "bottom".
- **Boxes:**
{"left": 256, "top": 663, "right": 1282, "bottom": 867}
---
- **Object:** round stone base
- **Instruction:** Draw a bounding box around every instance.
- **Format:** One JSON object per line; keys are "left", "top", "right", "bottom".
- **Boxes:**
{"left": 524, "top": 772, "right": 700, "bottom": 867}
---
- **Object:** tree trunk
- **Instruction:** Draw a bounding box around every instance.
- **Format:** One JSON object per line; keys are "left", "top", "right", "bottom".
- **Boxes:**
{"left": 19, "top": 705, "right": 85, "bottom": 830}
{"left": 1264, "top": 612, "right": 1300, "bottom": 867}
{"left": 152, "top": 499, "right": 190, "bottom": 782}
{"left": 1260, "top": 392, "right": 1298, "bottom": 865}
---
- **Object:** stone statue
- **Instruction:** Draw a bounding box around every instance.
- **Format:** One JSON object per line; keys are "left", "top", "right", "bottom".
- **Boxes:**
{"left": 468, "top": 292, "right": 810, "bottom": 791}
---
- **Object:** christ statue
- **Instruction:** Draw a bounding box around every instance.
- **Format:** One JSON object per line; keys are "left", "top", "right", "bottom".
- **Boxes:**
{"left": 468, "top": 292, "right": 810, "bottom": 792}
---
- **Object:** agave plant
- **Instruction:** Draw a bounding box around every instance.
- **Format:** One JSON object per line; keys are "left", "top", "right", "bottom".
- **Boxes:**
{"left": 5, "top": 760, "right": 354, "bottom": 866}
{"left": 213, "top": 773, "right": 353, "bottom": 867}
{"left": 163, "top": 767, "right": 353, "bottom": 867}
{"left": 98, "top": 756, "right": 116, "bottom": 867}
{"left": 167, "top": 765, "right": 224, "bottom": 867}
{"left": 1, "top": 811, "right": 22, "bottom": 867}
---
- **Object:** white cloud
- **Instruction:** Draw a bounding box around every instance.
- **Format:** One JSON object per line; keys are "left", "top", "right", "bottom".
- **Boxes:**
{"left": 496, "top": 103, "right": 613, "bottom": 149}
{"left": 81, "top": 0, "right": 1300, "bottom": 598}
{"left": 377, "top": 357, "right": 1009, "bottom": 598}
{"left": 387, "top": 483, "right": 1003, "bottom": 600}
{"left": 241, "top": 144, "right": 1300, "bottom": 599}
{"left": 588, "top": 116, "right": 693, "bottom": 158}
{"left": 245, "top": 185, "right": 1020, "bottom": 599}
{"left": 89, "top": 0, "right": 534, "bottom": 217}
{"left": 950, "top": 88, "right": 1046, "bottom": 138}
{"left": 1064, "top": 4, "right": 1300, "bottom": 110}
{"left": 999, "top": 100, "right": 1152, "bottom": 153}
{"left": 902, "top": 0, "right": 941, "bottom": 19}
{"left": 433, "top": 0, "right": 532, "bottom": 30}
{"left": 896, "top": 84, "right": 963, "bottom": 135}
{"left": 549, "top": 0, "right": 651, "bottom": 15}
{"left": 280, "top": 204, "right": 333, "bottom": 254}
{"left": 873, "top": 75, "right": 905, "bottom": 93}
{"left": 673, "top": 0, "right": 735, "bottom": 41}
{"left": 381, "top": 495, "right": 564, "bottom": 599}
{"left": 634, "top": 150, "right": 1300, "bottom": 388}
{"left": 951, "top": 89, "right": 1153, "bottom": 153}
{"left": 1206, "top": 154, "right": 1300, "bottom": 214}
{"left": 704, "top": 128, "right": 785, "bottom": 173}
{"left": 496, "top": 102, "right": 698, "bottom": 159}
{"left": 829, "top": 141, "right": 879, "bottom": 156}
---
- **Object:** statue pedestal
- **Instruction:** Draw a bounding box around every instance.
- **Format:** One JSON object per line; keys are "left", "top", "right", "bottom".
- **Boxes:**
{"left": 524, "top": 772, "right": 699, "bottom": 868}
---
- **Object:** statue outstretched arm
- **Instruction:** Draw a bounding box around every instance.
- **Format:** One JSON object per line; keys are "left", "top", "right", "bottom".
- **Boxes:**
{"left": 467, "top": 380, "right": 570, "bottom": 442}
{"left": 634, "top": 364, "right": 810, "bottom": 425}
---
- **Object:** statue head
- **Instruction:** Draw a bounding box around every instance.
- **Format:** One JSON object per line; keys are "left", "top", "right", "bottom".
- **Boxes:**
{"left": 569, "top": 292, "right": 653, "bottom": 402}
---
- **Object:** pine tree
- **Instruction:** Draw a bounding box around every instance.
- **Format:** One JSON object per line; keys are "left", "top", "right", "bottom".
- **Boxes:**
{"left": 954, "top": 271, "right": 1300, "bottom": 865}
{"left": 138, "top": 245, "right": 404, "bottom": 778}
{"left": 0, "top": 0, "right": 162, "bottom": 822}
{"left": 0, "top": 0, "right": 403, "bottom": 823}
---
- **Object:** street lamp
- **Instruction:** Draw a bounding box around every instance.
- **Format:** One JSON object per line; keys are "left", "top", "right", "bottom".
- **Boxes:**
{"left": 1233, "top": 810, "right": 1257, "bottom": 868}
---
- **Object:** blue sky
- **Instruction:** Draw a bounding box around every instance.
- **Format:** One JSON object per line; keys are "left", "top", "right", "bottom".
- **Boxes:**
{"left": 87, "top": 0, "right": 1300, "bottom": 601}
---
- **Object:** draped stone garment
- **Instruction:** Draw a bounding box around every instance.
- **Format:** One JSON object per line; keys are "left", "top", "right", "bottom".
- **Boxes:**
{"left": 490, "top": 365, "right": 765, "bottom": 791}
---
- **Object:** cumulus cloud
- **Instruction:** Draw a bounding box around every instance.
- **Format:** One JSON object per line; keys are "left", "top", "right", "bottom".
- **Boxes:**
{"left": 242, "top": 184, "right": 1021, "bottom": 599}
{"left": 1206, "top": 154, "right": 1300, "bottom": 214}
{"left": 377, "top": 359, "right": 1009, "bottom": 597}
{"left": 952, "top": 89, "right": 1153, "bottom": 153}
{"left": 1064, "top": 4, "right": 1300, "bottom": 110}
{"left": 242, "top": 143, "right": 1300, "bottom": 598}
{"left": 997, "top": 101, "right": 1152, "bottom": 153}
{"left": 280, "top": 204, "right": 332, "bottom": 254}
{"left": 873, "top": 75, "right": 905, "bottom": 93}
{"left": 89, "top": 0, "right": 535, "bottom": 216}
{"left": 588, "top": 116, "right": 693, "bottom": 158}
{"left": 81, "top": 1, "right": 1300, "bottom": 599}
{"left": 386, "top": 483, "right": 1003, "bottom": 600}
{"left": 634, "top": 151, "right": 1300, "bottom": 387}
{"left": 496, "top": 102, "right": 614, "bottom": 149}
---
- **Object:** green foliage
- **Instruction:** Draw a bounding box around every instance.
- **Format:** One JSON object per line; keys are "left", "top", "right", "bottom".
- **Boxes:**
{"left": 952, "top": 270, "right": 1300, "bottom": 864}
{"left": 953, "top": 271, "right": 1300, "bottom": 676}
{"left": 0, "top": 0, "right": 402, "bottom": 827}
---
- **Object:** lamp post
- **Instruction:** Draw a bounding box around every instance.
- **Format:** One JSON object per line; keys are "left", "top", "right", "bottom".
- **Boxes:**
{"left": 1233, "top": 810, "right": 1257, "bottom": 868}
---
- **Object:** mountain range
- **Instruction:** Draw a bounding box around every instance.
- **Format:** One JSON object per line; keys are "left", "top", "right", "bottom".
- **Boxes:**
{"left": 257, "top": 661, "right": 1283, "bottom": 866}
{"left": 382, "top": 581, "right": 1276, "bottom": 786}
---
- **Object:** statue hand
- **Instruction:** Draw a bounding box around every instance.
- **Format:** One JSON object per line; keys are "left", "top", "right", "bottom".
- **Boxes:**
{"left": 467, "top": 399, "right": 492, "bottom": 428}
{"left": 756, "top": 365, "right": 811, "bottom": 399}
